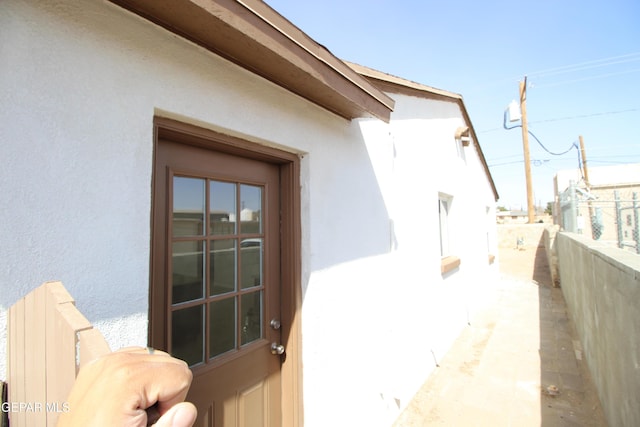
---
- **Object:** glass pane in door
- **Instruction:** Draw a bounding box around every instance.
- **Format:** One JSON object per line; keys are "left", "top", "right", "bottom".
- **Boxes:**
{"left": 172, "top": 305, "right": 204, "bottom": 366}
{"left": 240, "top": 184, "right": 262, "bottom": 234}
{"left": 210, "top": 239, "right": 236, "bottom": 296}
{"left": 241, "top": 291, "right": 262, "bottom": 345}
{"left": 173, "top": 177, "right": 205, "bottom": 237}
{"left": 172, "top": 241, "right": 204, "bottom": 304}
{"left": 210, "top": 181, "right": 236, "bottom": 235}
{"left": 210, "top": 297, "right": 237, "bottom": 357}
{"left": 240, "top": 238, "right": 262, "bottom": 289}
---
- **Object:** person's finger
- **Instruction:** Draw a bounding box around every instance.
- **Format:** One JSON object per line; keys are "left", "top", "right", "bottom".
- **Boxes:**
{"left": 152, "top": 402, "right": 197, "bottom": 427}
{"left": 89, "top": 350, "right": 192, "bottom": 416}
{"left": 133, "top": 356, "right": 193, "bottom": 414}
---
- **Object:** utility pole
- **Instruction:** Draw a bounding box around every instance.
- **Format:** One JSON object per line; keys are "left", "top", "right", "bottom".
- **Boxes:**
{"left": 579, "top": 135, "right": 596, "bottom": 238}
{"left": 519, "top": 77, "right": 535, "bottom": 223}
{"left": 579, "top": 135, "right": 590, "bottom": 187}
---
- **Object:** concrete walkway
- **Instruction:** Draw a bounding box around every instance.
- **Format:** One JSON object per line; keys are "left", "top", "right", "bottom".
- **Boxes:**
{"left": 393, "top": 247, "right": 608, "bottom": 426}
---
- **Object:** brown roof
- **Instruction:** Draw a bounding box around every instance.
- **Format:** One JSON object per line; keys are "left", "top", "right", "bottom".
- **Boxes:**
{"left": 108, "top": 1, "right": 497, "bottom": 200}
{"left": 108, "top": 0, "right": 394, "bottom": 121}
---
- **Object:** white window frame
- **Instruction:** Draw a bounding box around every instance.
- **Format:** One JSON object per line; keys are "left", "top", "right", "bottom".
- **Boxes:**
{"left": 438, "top": 195, "right": 452, "bottom": 258}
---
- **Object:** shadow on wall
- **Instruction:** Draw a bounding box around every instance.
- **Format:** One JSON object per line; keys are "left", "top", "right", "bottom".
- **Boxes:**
{"left": 497, "top": 224, "right": 550, "bottom": 282}
{"left": 308, "top": 120, "right": 397, "bottom": 272}
{"left": 536, "top": 241, "right": 608, "bottom": 426}
{"left": 533, "top": 245, "right": 552, "bottom": 286}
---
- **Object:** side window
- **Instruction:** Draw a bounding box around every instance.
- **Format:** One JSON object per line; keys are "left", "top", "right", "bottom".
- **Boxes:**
{"left": 438, "top": 196, "right": 451, "bottom": 258}
{"left": 439, "top": 193, "right": 461, "bottom": 275}
{"left": 455, "top": 138, "right": 465, "bottom": 160}
{"left": 486, "top": 206, "right": 496, "bottom": 264}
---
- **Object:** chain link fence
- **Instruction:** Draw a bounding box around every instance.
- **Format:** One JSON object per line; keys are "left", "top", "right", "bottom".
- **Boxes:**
{"left": 558, "top": 181, "right": 640, "bottom": 254}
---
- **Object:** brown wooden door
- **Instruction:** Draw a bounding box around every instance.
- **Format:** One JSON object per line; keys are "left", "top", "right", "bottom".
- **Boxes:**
{"left": 151, "top": 138, "right": 282, "bottom": 427}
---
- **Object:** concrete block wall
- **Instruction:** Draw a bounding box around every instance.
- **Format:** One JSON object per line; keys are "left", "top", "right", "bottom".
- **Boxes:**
{"left": 557, "top": 232, "right": 640, "bottom": 427}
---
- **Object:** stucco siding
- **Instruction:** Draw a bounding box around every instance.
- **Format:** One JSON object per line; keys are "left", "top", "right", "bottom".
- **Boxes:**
{"left": 0, "top": 0, "right": 340, "bottom": 377}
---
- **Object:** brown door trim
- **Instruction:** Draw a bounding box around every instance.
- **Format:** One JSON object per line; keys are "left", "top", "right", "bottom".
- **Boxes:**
{"left": 150, "top": 117, "right": 303, "bottom": 427}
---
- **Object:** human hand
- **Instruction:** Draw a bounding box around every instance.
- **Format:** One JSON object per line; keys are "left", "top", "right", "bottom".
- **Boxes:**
{"left": 57, "top": 347, "right": 197, "bottom": 427}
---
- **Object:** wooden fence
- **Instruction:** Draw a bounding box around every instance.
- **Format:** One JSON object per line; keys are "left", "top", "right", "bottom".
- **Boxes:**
{"left": 7, "top": 281, "right": 111, "bottom": 426}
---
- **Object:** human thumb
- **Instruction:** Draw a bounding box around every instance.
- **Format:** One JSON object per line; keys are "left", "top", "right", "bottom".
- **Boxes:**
{"left": 153, "top": 402, "right": 198, "bottom": 427}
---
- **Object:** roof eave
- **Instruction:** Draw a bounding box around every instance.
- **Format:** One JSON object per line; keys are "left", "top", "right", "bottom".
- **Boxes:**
{"left": 108, "top": 0, "right": 394, "bottom": 122}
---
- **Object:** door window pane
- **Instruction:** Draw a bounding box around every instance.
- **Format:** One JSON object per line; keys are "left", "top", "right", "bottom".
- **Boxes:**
{"left": 172, "top": 241, "right": 204, "bottom": 304}
{"left": 173, "top": 177, "right": 205, "bottom": 237}
{"left": 240, "top": 238, "right": 262, "bottom": 289}
{"left": 240, "top": 184, "right": 262, "bottom": 234}
{"left": 210, "top": 239, "right": 237, "bottom": 296}
{"left": 210, "top": 298, "right": 237, "bottom": 358}
{"left": 210, "top": 181, "right": 236, "bottom": 235}
{"left": 172, "top": 305, "right": 204, "bottom": 367}
{"left": 241, "top": 291, "right": 262, "bottom": 345}
{"left": 170, "top": 176, "right": 267, "bottom": 364}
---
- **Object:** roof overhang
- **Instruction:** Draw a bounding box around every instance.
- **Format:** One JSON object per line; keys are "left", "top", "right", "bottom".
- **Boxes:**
{"left": 108, "top": 0, "right": 394, "bottom": 122}
{"left": 347, "top": 62, "right": 500, "bottom": 201}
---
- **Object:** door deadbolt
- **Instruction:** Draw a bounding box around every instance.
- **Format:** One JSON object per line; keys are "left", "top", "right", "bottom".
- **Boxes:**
{"left": 270, "top": 319, "right": 281, "bottom": 330}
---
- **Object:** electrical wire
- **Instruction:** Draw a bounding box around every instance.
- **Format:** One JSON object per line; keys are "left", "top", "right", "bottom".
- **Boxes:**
{"left": 533, "top": 68, "right": 640, "bottom": 89}
{"left": 488, "top": 160, "right": 524, "bottom": 167}
{"left": 488, "top": 159, "right": 550, "bottom": 168}
{"left": 467, "top": 53, "right": 640, "bottom": 99}
{"left": 503, "top": 110, "right": 578, "bottom": 156}
{"left": 528, "top": 108, "right": 639, "bottom": 124}
{"left": 526, "top": 52, "right": 640, "bottom": 78}
{"left": 529, "top": 133, "right": 577, "bottom": 156}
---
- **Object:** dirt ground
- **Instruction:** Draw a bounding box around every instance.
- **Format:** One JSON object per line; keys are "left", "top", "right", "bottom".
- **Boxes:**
{"left": 392, "top": 241, "right": 608, "bottom": 426}
{"left": 498, "top": 244, "right": 553, "bottom": 286}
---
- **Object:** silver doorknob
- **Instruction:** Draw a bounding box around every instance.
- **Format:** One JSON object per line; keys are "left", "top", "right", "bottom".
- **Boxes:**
{"left": 271, "top": 342, "right": 285, "bottom": 355}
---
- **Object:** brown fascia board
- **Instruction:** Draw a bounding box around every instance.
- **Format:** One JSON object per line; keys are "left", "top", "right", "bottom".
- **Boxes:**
{"left": 346, "top": 61, "right": 464, "bottom": 102}
{"left": 347, "top": 61, "right": 500, "bottom": 201}
{"left": 107, "top": 0, "right": 394, "bottom": 122}
{"left": 458, "top": 102, "right": 500, "bottom": 201}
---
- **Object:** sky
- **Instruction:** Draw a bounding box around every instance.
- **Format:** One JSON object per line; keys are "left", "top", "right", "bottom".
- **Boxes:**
{"left": 265, "top": 0, "right": 640, "bottom": 209}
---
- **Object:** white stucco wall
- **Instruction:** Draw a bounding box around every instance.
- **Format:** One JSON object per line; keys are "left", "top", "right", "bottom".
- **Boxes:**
{"left": 1, "top": 1, "right": 498, "bottom": 425}
{"left": 324, "top": 94, "right": 500, "bottom": 423}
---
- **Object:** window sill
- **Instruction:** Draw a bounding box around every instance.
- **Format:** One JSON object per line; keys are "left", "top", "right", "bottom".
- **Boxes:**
{"left": 441, "top": 256, "right": 461, "bottom": 275}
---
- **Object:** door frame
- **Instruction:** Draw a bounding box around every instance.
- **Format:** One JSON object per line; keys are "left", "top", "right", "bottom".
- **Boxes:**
{"left": 150, "top": 117, "right": 303, "bottom": 427}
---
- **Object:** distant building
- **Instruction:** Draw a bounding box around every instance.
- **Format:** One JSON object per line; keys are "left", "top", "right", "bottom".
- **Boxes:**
{"left": 554, "top": 163, "right": 640, "bottom": 247}
{"left": 496, "top": 210, "right": 529, "bottom": 223}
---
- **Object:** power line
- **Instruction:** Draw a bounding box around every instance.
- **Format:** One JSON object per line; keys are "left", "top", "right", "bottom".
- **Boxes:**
{"left": 479, "top": 107, "right": 639, "bottom": 133}
{"left": 529, "top": 133, "right": 577, "bottom": 156}
{"left": 526, "top": 52, "right": 640, "bottom": 78}
{"left": 589, "top": 159, "right": 640, "bottom": 165}
{"left": 488, "top": 160, "right": 523, "bottom": 167}
{"left": 503, "top": 109, "right": 578, "bottom": 156}
{"left": 467, "top": 53, "right": 640, "bottom": 99}
{"left": 589, "top": 154, "right": 640, "bottom": 160}
{"left": 488, "top": 159, "right": 550, "bottom": 168}
{"left": 533, "top": 68, "right": 640, "bottom": 88}
{"left": 528, "top": 108, "right": 639, "bottom": 124}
